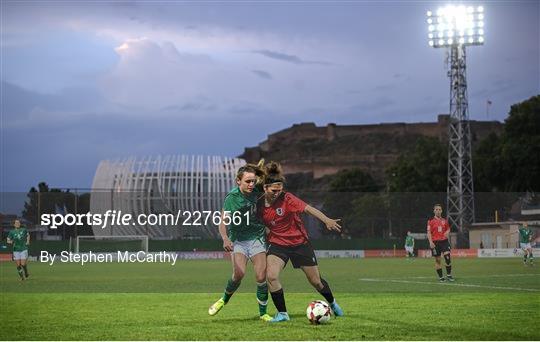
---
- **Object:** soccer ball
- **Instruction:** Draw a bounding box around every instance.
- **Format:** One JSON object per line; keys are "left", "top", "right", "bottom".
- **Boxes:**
{"left": 306, "top": 300, "right": 331, "bottom": 324}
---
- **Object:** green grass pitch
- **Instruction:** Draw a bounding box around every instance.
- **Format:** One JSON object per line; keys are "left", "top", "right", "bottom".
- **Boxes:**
{"left": 1, "top": 258, "right": 539, "bottom": 340}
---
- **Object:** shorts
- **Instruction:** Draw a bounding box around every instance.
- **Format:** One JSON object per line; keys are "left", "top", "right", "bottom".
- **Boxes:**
{"left": 233, "top": 239, "right": 266, "bottom": 259}
{"left": 432, "top": 240, "right": 451, "bottom": 257}
{"left": 267, "top": 243, "right": 317, "bottom": 268}
{"left": 405, "top": 246, "right": 414, "bottom": 254}
{"left": 13, "top": 250, "right": 28, "bottom": 260}
{"left": 520, "top": 243, "right": 532, "bottom": 250}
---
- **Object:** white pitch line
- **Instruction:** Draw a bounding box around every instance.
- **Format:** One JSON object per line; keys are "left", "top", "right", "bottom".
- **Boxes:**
{"left": 359, "top": 278, "right": 540, "bottom": 292}
{"left": 405, "top": 273, "right": 540, "bottom": 279}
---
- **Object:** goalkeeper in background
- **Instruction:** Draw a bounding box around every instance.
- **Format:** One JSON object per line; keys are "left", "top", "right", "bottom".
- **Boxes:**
{"left": 6, "top": 220, "right": 30, "bottom": 280}
{"left": 404, "top": 231, "right": 415, "bottom": 258}
{"left": 427, "top": 204, "right": 454, "bottom": 282}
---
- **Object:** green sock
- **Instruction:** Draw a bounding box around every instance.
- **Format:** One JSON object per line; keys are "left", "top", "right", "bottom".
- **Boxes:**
{"left": 223, "top": 278, "right": 241, "bottom": 303}
{"left": 529, "top": 253, "right": 534, "bottom": 263}
{"left": 256, "top": 282, "right": 269, "bottom": 316}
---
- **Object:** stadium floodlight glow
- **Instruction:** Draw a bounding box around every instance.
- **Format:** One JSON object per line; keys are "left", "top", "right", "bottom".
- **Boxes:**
{"left": 426, "top": 4, "right": 485, "bottom": 48}
{"left": 425, "top": 5, "right": 485, "bottom": 235}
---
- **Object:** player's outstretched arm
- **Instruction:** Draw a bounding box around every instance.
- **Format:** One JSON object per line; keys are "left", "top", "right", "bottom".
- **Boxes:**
{"left": 304, "top": 205, "right": 341, "bottom": 232}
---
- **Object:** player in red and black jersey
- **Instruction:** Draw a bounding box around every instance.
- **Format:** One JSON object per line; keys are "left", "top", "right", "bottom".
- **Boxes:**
{"left": 427, "top": 204, "right": 454, "bottom": 282}
{"left": 259, "top": 162, "right": 344, "bottom": 323}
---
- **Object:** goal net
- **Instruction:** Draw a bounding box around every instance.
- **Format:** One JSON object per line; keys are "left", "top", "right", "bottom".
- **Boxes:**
{"left": 75, "top": 235, "right": 149, "bottom": 253}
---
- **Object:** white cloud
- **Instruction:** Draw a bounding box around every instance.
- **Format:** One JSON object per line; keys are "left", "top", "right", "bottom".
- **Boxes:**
{"left": 98, "top": 36, "right": 350, "bottom": 116}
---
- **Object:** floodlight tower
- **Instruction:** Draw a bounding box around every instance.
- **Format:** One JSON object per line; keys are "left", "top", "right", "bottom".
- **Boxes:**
{"left": 426, "top": 5, "right": 484, "bottom": 233}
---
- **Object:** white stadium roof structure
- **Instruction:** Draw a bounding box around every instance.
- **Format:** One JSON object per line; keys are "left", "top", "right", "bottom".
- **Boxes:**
{"left": 90, "top": 155, "right": 245, "bottom": 239}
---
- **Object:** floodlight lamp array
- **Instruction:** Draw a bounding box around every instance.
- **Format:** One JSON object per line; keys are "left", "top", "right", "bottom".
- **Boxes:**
{"left": 427, "top": 5, "right": 484, "bottom": 48}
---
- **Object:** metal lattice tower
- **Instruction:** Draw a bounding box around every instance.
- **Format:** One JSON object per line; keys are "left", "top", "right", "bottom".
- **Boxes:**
{"left": 446, "top": 45, "right": 475, "bottom": 232}
{"left": 426, "top": 5, "right": 484, "bottom": 233}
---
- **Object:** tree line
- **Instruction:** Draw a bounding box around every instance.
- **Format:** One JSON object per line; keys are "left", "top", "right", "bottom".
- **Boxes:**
{"left": 321, "top": 95, "right": 539, "bottom": 239}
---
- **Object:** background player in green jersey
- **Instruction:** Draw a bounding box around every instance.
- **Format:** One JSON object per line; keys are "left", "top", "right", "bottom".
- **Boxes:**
{"left": 404, "top": 231, "right": 415, "bottom": 258}
{"left": 6, "top": 220, "right": 30, "bottom": 280}
{"left": 208, "top": 162, "right": 272, "bottom": 321}
{"left": 509, "top": 222, "right": 534, "bottom": 265}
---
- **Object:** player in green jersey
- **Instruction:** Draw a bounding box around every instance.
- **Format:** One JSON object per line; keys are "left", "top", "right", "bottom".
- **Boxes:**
{"left": 510, "top": 222, "right": 534, "bottom": 265}
{"left": 404, "top": 231, "right": 415, "bottom": 258}
{"left": 6, "top": 220, "right": 30, "bottom": 280}
{"left": 208, "top": 162, "right": 272, "bottom": 321}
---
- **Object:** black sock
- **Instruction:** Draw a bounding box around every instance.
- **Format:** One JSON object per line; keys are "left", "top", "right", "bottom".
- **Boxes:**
{"left": 445, "top": 265, "right": 452, "bottom": 275}
{"left": 16, "top": 266, "right": 24, "bottom": 279}
{"left": 318, "top": 278, "right": 335, "bottom": 304}
{"left": 22, "top": 265, "right": 28, "bottom": 277}
{"left": 436, "top": 268, "right": 443, "bottom": 278}
{"left": 524, "top": 254, "right": 528, "bottom": 262}
{"left": 443, "top": 253, "right": 451, "bottom": 264}
{"left": 270, "top": 288, "right": 287, "bottom": 313}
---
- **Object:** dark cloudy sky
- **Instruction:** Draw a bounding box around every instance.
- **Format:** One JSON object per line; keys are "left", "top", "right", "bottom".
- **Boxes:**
{"left": 1, "top": 1, "right": 538, "bottom": 192}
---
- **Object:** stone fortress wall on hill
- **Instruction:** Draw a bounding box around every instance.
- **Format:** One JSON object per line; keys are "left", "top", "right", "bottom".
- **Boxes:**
{"left": 240, "top": 115, "right": 503, "bottom": 181}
